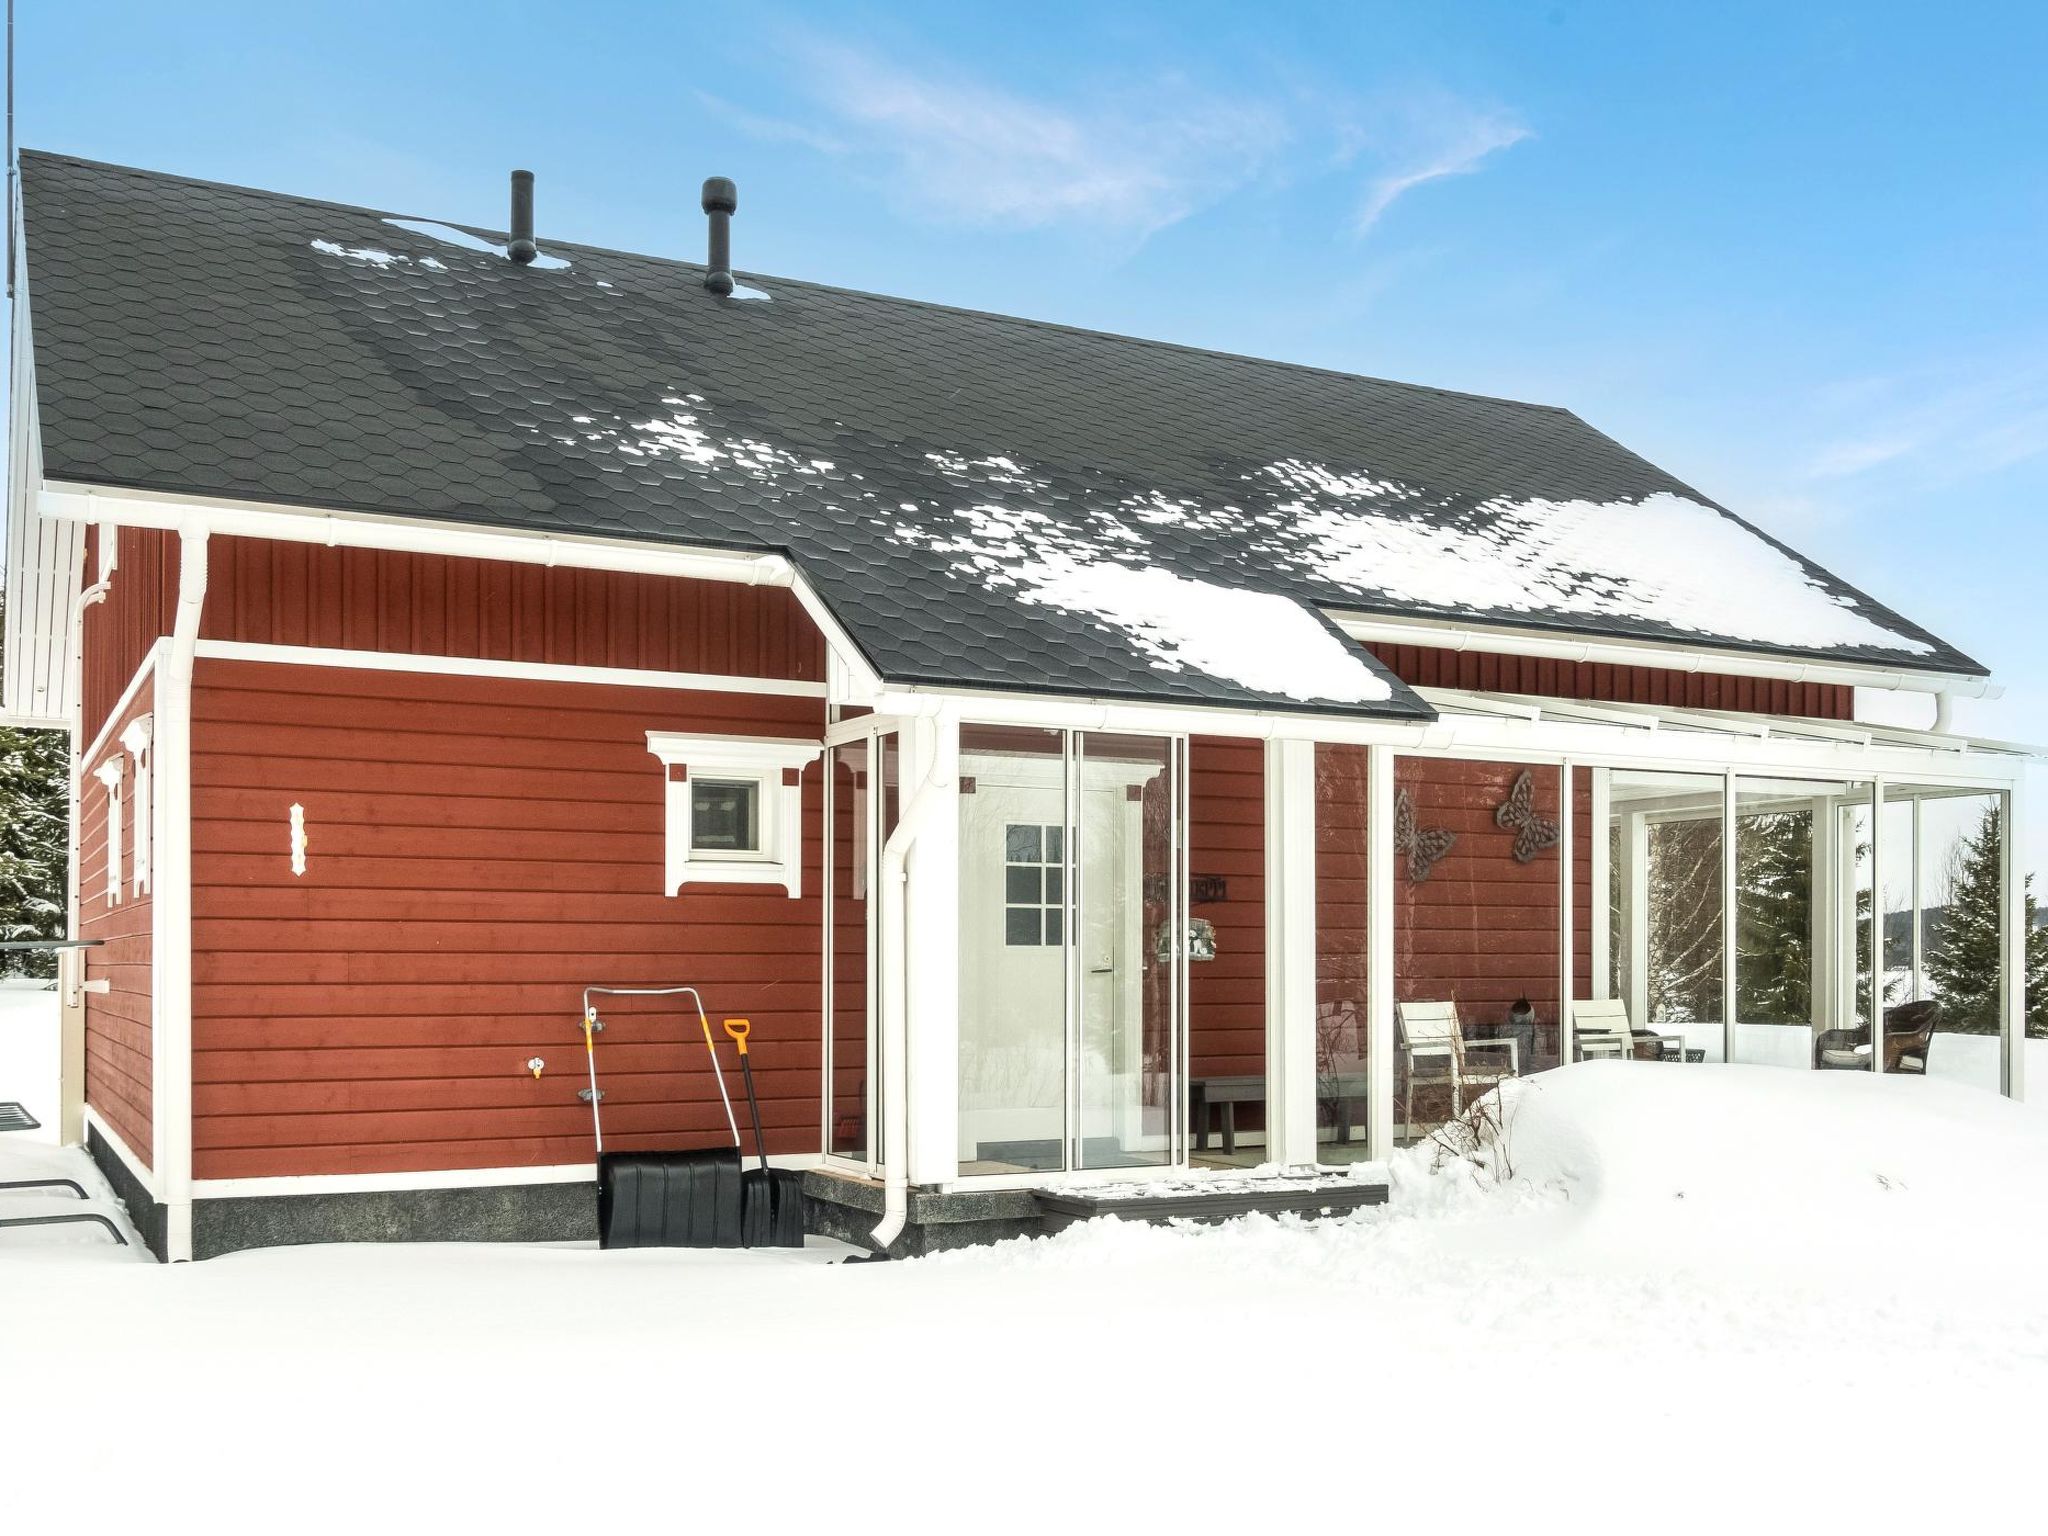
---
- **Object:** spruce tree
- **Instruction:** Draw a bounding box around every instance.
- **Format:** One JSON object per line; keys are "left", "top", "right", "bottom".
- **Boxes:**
{"left": 0, "top": 720, "right": 68, "bottom": 979}
{"left": 1922, "top": 801, "right": 2045, "bottom": 1036}
{"left": 1736, "top": 808, "right": 1813, "bottom": 1025}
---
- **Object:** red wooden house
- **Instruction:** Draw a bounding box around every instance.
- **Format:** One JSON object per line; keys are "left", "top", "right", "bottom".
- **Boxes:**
{"left": 3, "top": 153, "right": 2028, "bottom": 1260}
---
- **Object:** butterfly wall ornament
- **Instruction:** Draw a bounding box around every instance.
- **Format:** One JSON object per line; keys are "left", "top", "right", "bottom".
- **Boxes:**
{"left": 1495, "top": 769, "right": 1561, "bottom": 863}
{"left": 1394, "top": 787, "right": 1456, "bottom": 882}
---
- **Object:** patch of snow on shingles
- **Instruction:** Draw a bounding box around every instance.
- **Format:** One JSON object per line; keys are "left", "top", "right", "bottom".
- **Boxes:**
{"left": 888, "top": 484, "right": 1389, "bottom": 705}
{"left": 382, "top": 217, "right": 573, "bottom": 271}
{"left": 1015, "top": 557, "right": 1391, "bottom": 705}
{"left": 310, "top": 239, "right": 407, "bottom": 268}
{"left": 729, "top": 281, "right": 772, "bottom": 302}
{"left": 1260, "top": 462, "right": 1934, "bottom": 656}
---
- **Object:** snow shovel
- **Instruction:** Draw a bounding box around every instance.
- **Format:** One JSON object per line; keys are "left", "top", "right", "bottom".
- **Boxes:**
{"left": 723, "top": 1018, "right": 806, "bottom": 1248}
{"left": 586, "top": 985, "right": 746, "bottom": 1249}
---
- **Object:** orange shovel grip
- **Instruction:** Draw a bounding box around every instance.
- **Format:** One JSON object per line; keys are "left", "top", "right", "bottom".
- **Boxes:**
{"left": 723, "top": 1017, "right": 752, "bottom": 1056}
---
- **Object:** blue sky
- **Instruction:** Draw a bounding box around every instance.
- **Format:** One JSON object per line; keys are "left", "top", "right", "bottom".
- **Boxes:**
{"left": 11, "top": 1, "right": 2047, "bottom": 872}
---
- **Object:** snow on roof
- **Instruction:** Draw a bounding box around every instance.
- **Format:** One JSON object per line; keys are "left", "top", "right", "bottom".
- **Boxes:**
{"left": 382, "top": 216, "right": 572, "bottom": 271}
{"left": 1259, "top": 465, "right": 1934, "bottom": 656}
{"left": 1012, "top": 558, "right": 1392, "bottom": 705}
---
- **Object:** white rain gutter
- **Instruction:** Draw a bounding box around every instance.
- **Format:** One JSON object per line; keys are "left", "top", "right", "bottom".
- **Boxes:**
{"left": 868, "top": 703, "right": 950, "bottom": 1255}
{"left": 158, "top": 526, "right": 208, "bottom": 1261}
{"left": 1332, "top": 613, "right": 2001, "bottom": 702}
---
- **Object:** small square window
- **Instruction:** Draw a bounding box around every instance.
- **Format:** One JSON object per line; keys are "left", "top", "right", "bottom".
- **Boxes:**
{"left": 1005, "top": 865, "right": 1042, "bottom": 904}
{"left": 691, "top": 777, "right": 762, "bottom": 853}
{"left": 1005, "top": 908, "right": 1042, "bottom": 946}
{"left": 1006, "top": 824, "right": 1042, "bottom": 863}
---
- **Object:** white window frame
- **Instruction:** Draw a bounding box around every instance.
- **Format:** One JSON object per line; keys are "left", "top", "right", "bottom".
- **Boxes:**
{"left": 645, "top": 731, "right": 822, "bottom": 898}
{"left": 120, "top": 713, "right": 154, "bottom": 896}
{"left": 92, "top": 756, "right": 125, "bottom": 907}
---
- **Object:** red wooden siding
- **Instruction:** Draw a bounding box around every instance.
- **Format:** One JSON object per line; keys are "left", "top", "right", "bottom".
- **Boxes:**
{"left": 188, "top": 659, "right": 825, "bottom": 1179}
{"left": 81, "top": 672, "right": 155, "bottom": 1168}
{"left": 200, "top": 536, "right": 824, "bottom": 682}
{"left": 1393, "top": 758, "right": 1573, "bottom": 1069}
{"left": 1188, "top": 737, "right": 1264, "bottom": 1080}
{"left": 1365, "top": 642, "right": 1854, "bottom": 720}
{"left": 80, "top": 525, "right": 177, "bottom": 751}
{"left": 80, "top": 530, "right": 824, "bottom": 750}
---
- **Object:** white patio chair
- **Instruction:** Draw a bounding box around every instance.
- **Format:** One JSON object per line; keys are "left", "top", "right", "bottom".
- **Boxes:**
{"left": 1571, "top": 997, "right": 1684, "bottom": 1063}
{"left": 1396, "top": 1001, "right": 1519, "bottom": 1127}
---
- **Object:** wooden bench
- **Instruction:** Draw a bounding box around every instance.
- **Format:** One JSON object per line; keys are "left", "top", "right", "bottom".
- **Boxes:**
{"left": 1190, "top": 1074, "right": 1371, "bottom": 1156}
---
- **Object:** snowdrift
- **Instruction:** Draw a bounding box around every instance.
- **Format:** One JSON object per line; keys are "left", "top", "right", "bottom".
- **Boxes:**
{"left": 1477, "top": 1061, "right": 2048, "bottom": 1287}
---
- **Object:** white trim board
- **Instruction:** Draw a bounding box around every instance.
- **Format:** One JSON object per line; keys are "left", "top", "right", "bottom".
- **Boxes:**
{"left": 193, "top": 639, "right": 826, "bottom": 698}
{"left": 77, "top": 639, "right": 164, "bottom": 772}
{"left": 192, "top": 1152, "right": 825, "bottom": 1200}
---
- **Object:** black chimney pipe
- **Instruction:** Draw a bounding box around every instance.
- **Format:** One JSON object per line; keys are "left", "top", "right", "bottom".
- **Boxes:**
{"left": 702, "top": 176, "right": 736, "bottom": 295}
{"left": 508, "top": 169, "right": 537, "bottom": 265}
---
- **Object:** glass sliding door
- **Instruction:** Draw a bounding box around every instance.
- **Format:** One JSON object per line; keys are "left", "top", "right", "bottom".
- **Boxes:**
{"left": 1076, "top": 733, "right": 1179, "bottom": 1169}
{"left": 1878, "top": 785, "right": 2008, "bottom": 1090}
{"left": 956, "top": 725, "right": 1189, "bottom": 1176}
{"left": 1608, "top": 770, "right": 1725, "bottom": 1062}
{"left": 1393, "top": 757, "right": 1563, "bottom": 1142}
{"left": 957, "top": 726, "right": 1069, "bottom": 1173}
{"left": 1733, "top": 777, "right": 1818, "bottom": 1068}
{"left": 1313, "top": 745, "right": 1372, "bottom": 1162}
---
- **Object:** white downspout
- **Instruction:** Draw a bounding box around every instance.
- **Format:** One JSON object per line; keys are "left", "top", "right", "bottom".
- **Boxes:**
{"left": 1932, "top": 690, "right": 1954, "bottom": 734}
{"left": 869, "top": 712, "right": 951, "bottom": 1254}
{"left": 158, "top": 527, "right": 208, "bottom": 1261}
{"left": 61, "top": 527, "right": 115, "bottom": 1012}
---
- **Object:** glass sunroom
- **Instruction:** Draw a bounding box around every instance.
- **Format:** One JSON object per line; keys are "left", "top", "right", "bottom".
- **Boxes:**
{"left": 815, "top": 683, "right": 2032, "bottom": 1235}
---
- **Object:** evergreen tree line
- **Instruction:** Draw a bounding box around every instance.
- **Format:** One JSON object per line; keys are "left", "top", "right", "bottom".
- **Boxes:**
{"left": 0, "top": 594, "right": 70, "bottom": 979}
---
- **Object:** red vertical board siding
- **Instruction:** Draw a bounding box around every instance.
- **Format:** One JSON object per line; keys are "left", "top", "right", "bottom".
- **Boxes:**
{"left": 1188, "top": 737, "right": 1265, "bottom": 1080}
{"left": 199, "top": 537, "right": 825, "bottom": 681}
{"left": 187, "top": 660, "right": 826, "bottom": 1180}
{"left": 80, "top": 532, "right": 826, "bottom": 765}
{"left": 1393, "top": 758, "right": 1567, "bottom": 1069}
{"left": 1364, "top": 642, "right": 1853, "bottom": 721}
{"left": 80, "top": 672, "right": 156, "bottom": 1169}
{"left": 79, "top": 525, "right": 175, "bottom": 748}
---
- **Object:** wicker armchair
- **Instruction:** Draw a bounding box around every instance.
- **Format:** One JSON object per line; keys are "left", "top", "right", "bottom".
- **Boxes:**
{"left": 1813, "top": 1000, "right": 1942, "bottom": 1074}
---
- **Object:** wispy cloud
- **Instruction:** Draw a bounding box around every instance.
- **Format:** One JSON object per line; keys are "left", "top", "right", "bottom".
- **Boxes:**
{"left": 1339, "top": 90, "right": 1531, "bottom": 234}
{"left": 1800, "top": 364, "right": 2048, "bottom": 487}
{"left": 699, "top": 32, "right": 1528, "bottom": 249}
{"left": 749, "top": 35, "right": 1289, "bottom": 242}
{"left": 692, "top": 91, "right": 848, "bottom": 157}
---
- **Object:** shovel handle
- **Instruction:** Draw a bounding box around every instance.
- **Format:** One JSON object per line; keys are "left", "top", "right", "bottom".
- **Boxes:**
{"left": 723, "top": 1017, "right": 751, "bottom": 1056}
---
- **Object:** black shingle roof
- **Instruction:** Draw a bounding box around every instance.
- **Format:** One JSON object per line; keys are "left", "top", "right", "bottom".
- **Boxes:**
{"left": 17, "top": 152, "right": 1984, "bottom": 717}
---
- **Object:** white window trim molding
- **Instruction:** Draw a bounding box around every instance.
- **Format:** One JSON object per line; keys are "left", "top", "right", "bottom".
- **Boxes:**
{"left": 646, "top": 731, "right": 822, "bottom": 898}
{"left": 92, "top": 756, "right": 124, "bottom": 906}
{"left": 120, "top": 713, "right": 154, "bottom": 896}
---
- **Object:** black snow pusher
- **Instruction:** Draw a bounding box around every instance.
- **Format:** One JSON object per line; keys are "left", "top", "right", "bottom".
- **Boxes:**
{"left": 579, "top": 986, "right": 802, "bottom": 1249}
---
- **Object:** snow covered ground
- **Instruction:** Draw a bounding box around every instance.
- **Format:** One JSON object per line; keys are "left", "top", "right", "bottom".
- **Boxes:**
{"left": 5, "top": 1011, "right": 2047, "bottom": 1532}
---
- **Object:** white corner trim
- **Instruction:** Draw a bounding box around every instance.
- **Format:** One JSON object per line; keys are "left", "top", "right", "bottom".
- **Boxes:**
{"left": 83, "top": 1106, "right": 161, "bottom": 1199}
{"left": 647, "top": 731, "right": 822, "bottom": 898}
{"left": 192, "top": 638, "right": 826, "bottom": 699}
{"left": 191, "top": 1152, "right": 825, "bottom": 1200}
